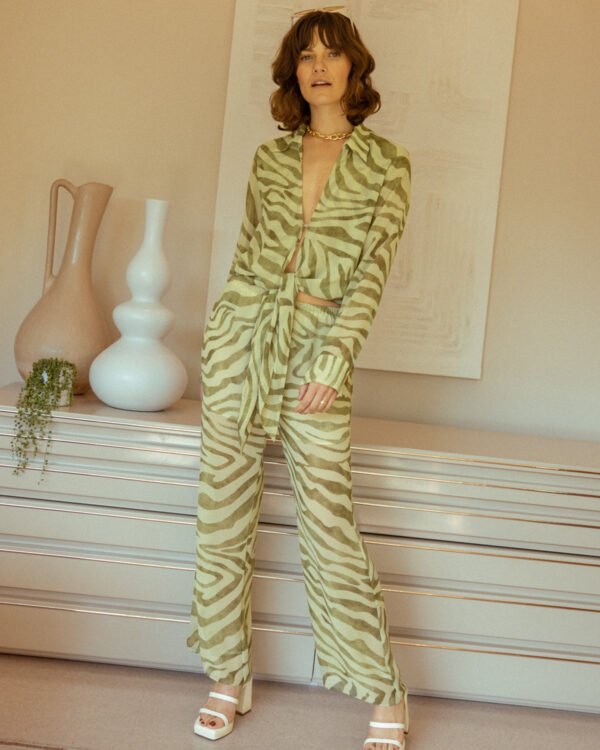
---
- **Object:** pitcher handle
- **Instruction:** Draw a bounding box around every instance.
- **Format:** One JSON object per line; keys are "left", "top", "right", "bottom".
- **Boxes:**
{"left": 44, "top": 178, "right": 77, "bottom": 293}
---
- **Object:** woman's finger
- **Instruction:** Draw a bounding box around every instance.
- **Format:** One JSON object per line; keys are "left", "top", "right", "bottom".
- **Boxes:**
{"left": 320, "top": 389, "right": 337, "bottom": 412}
{"left": 323, "top": 391, "right": 336, "bottom": 411}
{"left": 296, "top": 382, "right": 321, "bottom": 412}
{"left": 295, "top": 383, "right": 337, "bottom": 413}
{"left": 310, "top": 384, "right": 336, "bottom": 413}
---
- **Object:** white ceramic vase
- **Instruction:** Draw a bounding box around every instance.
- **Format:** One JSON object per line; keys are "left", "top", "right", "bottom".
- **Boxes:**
{"left": 90, "top": 199, "right": 188, "bottom": 411}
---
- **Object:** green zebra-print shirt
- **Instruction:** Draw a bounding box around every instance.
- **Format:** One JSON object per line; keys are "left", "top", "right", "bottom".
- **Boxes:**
{"left": 217, "top": 120, "right": 411, "bottom": 444}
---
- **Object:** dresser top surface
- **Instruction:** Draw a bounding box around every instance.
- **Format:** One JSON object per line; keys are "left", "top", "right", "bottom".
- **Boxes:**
{"left": 1, "top": 382, "right": 599, "bottom": 472}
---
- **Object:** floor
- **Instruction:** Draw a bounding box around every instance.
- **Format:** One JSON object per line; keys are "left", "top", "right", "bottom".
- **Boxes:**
{"left": 0, "top": 653, "right": 596, "bottom": 750}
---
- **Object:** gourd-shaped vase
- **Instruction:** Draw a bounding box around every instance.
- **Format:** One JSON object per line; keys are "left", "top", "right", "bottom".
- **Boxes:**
{"left": 90, "top": 198, "right": 188, "bottom": 411}
{"left": 14, "top": 178, "right": 113, "bottom": 394}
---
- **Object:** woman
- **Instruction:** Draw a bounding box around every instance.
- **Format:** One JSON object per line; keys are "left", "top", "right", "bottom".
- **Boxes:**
{"left": 187, "top": 7, "right": 412, "bottom": 749}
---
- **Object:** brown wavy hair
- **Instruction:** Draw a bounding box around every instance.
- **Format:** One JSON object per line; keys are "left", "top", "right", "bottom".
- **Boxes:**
{"left": 269, "top": 10, "right": 381, "bottom": 132}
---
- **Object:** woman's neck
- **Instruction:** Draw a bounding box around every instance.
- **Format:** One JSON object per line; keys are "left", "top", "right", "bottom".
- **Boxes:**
{"left": 308, "top": 111, "right": 353, "bottom": 135}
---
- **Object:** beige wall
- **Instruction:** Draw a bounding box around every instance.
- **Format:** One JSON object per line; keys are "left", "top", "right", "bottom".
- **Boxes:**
{"left": 1, "top": 0, "right": 599, "bottom": 442}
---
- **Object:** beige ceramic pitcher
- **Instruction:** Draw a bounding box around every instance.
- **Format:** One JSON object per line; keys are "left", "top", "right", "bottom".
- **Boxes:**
{"left": 14, "top": 178, "right": 113, "bottom": 394}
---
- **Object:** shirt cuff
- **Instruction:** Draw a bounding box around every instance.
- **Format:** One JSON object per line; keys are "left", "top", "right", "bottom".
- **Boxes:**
{"left": 305, "top": 353, "right": 350, "bottom": 393}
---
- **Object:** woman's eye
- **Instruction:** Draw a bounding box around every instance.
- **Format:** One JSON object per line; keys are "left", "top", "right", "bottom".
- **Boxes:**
{"left": 299, "top": 50, "right": 341, "bottom": 61}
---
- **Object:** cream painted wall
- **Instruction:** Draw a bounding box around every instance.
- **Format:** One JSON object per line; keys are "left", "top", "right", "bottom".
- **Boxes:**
{"left": 0, "top": 0, "right": 235, "bottom": 402}
{"left": 1, "top": 0, "right": 598, "bottom": 441}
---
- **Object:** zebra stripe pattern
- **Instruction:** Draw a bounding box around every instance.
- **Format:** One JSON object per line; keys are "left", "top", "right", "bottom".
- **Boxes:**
{"left": 187, "top": 301, "right": 408, "bottom": 706}
{"left": 204, "top": 122, "right": 411, "bottom": 451}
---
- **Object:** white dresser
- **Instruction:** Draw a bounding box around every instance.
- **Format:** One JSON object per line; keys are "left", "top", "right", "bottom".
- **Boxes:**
{"left": 0, "top": 382, "right": 598, "bottom": 713}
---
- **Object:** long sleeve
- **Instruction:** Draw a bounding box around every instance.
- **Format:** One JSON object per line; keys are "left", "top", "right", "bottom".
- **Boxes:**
{"left": 226, "top": 146, "right": 262, "bottom": 281}
{"left": 304, "top": 147, "right": 411, "bottom": 392}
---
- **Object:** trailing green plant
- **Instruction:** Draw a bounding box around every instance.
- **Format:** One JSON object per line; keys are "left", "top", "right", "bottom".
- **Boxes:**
{"left": 11, "top": 357, "right": 77, "bottom": 479}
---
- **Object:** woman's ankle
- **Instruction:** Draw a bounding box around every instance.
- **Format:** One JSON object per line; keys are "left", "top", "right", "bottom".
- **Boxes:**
{"left": 212, "top": 680, "right": 241, "bottom": 694}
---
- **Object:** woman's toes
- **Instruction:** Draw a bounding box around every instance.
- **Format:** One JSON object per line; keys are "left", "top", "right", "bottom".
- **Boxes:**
{"left": 199, "top": 711, "right": 224, "bottom": 728}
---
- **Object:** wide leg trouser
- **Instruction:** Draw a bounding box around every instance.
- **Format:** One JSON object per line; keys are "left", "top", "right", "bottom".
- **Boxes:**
{"left": 186, "top": 301, "right": 407, "bottom": 706}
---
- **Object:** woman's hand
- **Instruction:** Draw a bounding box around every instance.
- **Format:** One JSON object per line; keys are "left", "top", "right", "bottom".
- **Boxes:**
{"left": 294, "top": 382, "right": 337, "bottom": 413}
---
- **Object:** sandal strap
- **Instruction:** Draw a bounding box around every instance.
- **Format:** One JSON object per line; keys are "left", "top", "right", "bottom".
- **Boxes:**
{"left": 197, "top": 707, "right": 230, "bottom": 725}
{"left": 208, "top": 691, "right": 239, "bottom": 704}
{"left": 363, "top": 739, "right": 402, "bottom": 748}
{"left": 369, "top": 720, "right": 405, "bottom": 729}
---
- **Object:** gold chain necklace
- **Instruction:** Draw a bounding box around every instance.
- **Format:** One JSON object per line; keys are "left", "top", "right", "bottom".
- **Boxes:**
{"left": 306, "top": 124, "right": 353, "bottom": 141}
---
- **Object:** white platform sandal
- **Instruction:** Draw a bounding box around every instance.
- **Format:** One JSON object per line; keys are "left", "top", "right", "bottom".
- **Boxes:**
{"left": 362, "top": 689, "right": 409, "bottom": 749}
{"left": 193, "top": 677, "right": 253, "bottom": 740}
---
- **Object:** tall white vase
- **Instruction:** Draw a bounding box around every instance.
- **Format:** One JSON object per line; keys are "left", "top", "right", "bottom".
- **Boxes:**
{"left": 90, "top": 199, "right": 188, "bottom": 411}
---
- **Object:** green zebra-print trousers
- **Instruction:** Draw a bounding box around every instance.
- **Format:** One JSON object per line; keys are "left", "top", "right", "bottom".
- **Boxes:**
{"left": 186, "top": 297, "right": 407, "bottom": 706}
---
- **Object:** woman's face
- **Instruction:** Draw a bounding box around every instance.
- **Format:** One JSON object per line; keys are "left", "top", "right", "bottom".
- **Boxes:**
{"left": 295, "top": 29, "right": 352, "bottom": 106}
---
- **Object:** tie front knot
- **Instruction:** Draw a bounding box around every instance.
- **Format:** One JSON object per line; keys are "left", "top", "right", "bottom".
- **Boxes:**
{"left": 237, "top": 273, "right": 298, "bottom": 449}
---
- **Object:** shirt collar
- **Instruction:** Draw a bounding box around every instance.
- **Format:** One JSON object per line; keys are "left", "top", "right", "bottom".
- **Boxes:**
{"left": 286, "top": 121, "right": 371, "bottom": 164}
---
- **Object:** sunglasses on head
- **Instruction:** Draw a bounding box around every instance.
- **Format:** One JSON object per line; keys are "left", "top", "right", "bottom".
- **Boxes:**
{"left": 290, "top": 5, "right": 356, "bottom": 31}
